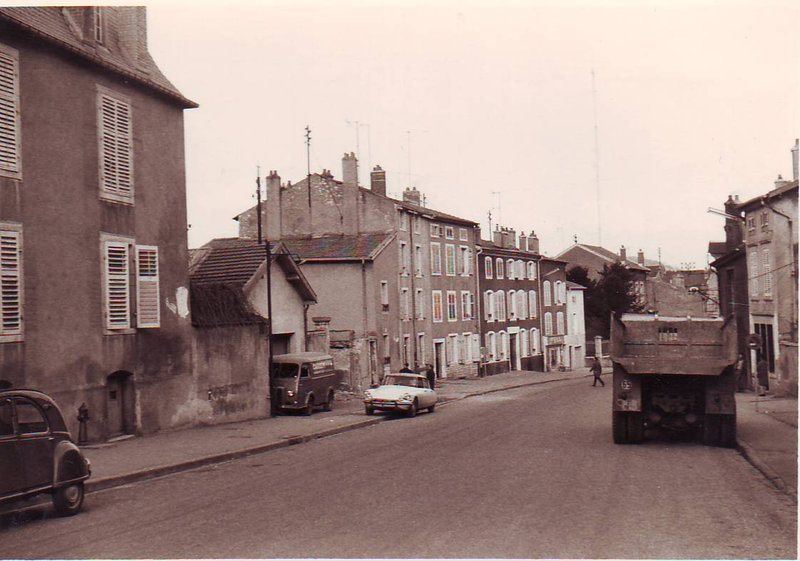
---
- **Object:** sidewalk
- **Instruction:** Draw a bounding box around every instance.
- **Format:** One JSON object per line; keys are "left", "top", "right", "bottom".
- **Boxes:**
{"left": 80, "top": 368, "right": 797, "bottom": 502}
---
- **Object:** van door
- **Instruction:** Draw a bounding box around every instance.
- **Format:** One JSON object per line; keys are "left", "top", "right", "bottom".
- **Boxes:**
{"left": 0, "top": 397, "right": 24, "bottom": 498}
{"left": 299, "top": 363, "right": 312, "bottom": 405}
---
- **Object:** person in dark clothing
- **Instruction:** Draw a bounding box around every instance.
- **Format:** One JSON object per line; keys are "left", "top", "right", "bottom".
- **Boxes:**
{"left": 399, "top": 363, "right": 413, "bottom": 373}
{"left": 590, "top": 356, "right": 604, "bottom": 387}
{"left": 756, "top": 358, "right": 769, "bottom": 396}
{"left": 425, "top": 363, "right": 436, "bottom": 390}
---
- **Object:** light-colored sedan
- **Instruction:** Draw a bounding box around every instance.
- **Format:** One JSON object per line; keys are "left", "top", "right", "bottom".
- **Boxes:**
{"left": 363, "top": 373, "right": 438, "bottom": 417}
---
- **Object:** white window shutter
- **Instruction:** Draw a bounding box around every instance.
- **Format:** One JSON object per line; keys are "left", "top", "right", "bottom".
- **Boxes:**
{"left": 136, "top": 245, "right": 160, "bottom": 328}
{"left": 104, "top": 241, "right": 130, "bottom": 329}
{"left": 0, "top": 48, "right": 20, "bottom": 175}
{"left": 99, "top": 94, "right": 133, "bottom": 200}
{"left": 0, "top": 230, "right": 22, "bottom": 335}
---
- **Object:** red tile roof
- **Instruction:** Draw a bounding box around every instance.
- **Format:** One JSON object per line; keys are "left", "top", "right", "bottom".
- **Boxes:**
{"left": 282, "top": 233, "right": 393, "bottom": 261}
{"left": 191, "top": 238, "right": 279, "bottom": 287}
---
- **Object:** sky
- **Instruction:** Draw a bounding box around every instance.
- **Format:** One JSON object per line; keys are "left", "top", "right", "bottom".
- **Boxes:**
{"left": 144, "top": 0, "right": 799, "bottom": 268}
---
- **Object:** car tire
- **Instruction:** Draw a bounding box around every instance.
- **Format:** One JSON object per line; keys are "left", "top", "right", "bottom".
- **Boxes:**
{"left": 323, "top": 390, "right": 334, "bottom": 412}
{"left": 365, "top": 406, "right": 374, "bottom": 415}
{"left": 52, "top": 482, "right": 84, "bottom": 516}
{"left": 428, "top": 402, "right": 436, "bottom": 413}
{"left": 407, "top": 399, "right": 418, "bottom": 418}
{"left": 304, "top": 396, "right": 315, "bottom": 416}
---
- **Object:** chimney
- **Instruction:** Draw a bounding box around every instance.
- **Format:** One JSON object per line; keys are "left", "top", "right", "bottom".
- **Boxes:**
{"left": 637, "top": 249, "right": 644, "bottom": 265}
{"left": 501, "top": 227, "right": 516, "bottom": 249}
{"left": 619, "top": 245, "right": 627, "bottom": 262}
{"left": 774, "top": 174, "right": 792, "bottom": 189}
{"left": 402, "top": 187, "right": 421, "bottom": 206}
{"left": 492, "top": 228, "right": 503, "bottom": 246}
{"left": 792, "top": 139, "right": 799, "bottom": 181}
{"left": 342, "top": 153, "right": 359, "bottom": 235}
{"left": 527, "top": 230, "right": 539, "bottom": 253}
{"left": 724, "top": 195, "right": 743, "bottom": 250}
{"left": 370, "top": 165, "right": 386, "bottom": 197}
{"left": 265, "top": 170, "right": 281, "bottom": 240}
{"left": 519, "top": 231, "right": 527, "bottom": 250}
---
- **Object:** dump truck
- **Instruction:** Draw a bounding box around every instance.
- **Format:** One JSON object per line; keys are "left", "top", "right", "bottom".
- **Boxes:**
{"left": 610, "top": 313, "right": 738, "bottom": 447}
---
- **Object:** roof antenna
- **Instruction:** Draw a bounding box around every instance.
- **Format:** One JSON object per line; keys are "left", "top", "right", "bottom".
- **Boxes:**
{"left": 592, "top": 69, "right": 602, "bottom": 246}
{"left": 305, "top": 126, "right": 312, "bottom": 207}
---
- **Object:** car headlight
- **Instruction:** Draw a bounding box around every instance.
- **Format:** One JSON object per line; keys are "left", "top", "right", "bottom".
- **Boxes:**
{"left": 363, "top": 391, "right": 372, "bottom": 400}
{"left": 399, "top": 393, "right": 412, "bottom": 401}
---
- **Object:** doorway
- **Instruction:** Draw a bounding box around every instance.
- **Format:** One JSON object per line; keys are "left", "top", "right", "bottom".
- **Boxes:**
{"left": 106, "top": 371, "right": 135, "bottom": 438}
{"left": 434, "top": 339, "right": 446, "bottom": 379}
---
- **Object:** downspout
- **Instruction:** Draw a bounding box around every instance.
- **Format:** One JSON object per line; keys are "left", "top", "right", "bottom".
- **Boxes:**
{"left": 475, "top": 245, "right": 484, "bottom": 376}
{"left": 361, "top": 259, "right": 368, "bottom": 338}
{"left": 408, "top": 217, "right": 418, "bottom": 367}
{"left": 303, "top": 303, "right": 309, "bottom": 352}
{"left": 537, "top": 257, "right": 545, "bottom": 370}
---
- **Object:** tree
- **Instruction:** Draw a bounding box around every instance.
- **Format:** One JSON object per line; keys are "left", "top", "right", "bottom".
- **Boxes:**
{"left": 569, "top": 263, "right": 643, "bottom": 338}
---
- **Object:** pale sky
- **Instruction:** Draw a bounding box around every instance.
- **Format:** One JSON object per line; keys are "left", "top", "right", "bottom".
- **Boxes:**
{"left": 145, "top": 0, "right": 799, "bottom": 268}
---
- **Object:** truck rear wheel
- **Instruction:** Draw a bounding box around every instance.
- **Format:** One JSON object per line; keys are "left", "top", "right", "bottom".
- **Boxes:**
{"left": 719, "top": 415, "right": 736, "bottom": 447}
{"left": 613, "top": 411, "right": 643, "bottom": 444}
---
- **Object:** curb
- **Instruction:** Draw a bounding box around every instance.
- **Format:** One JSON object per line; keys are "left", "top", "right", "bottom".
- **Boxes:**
{"left": 736, "top": 438, "right": 797, "bottom": 502}
{"left": 86, "top": 374, "right": 586, "bottom": 495}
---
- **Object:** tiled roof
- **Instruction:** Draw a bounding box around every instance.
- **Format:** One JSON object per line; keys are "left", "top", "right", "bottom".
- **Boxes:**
{"left": 737, "top": 179, "right": 798, "bottom": 211}
{"left": 282, "top": 233, "right": 393, "bottom": 261}
{"left": 397, "top": 200, "right": 479, "bottom": 226}
{"left": 191, "top": 238, "right": 279, "bottom": 287}
{"left": 0, "top": 7, "right": 196, "bottom": 108}
{"left": 560, "top": 243, "right": 650, "bottom": 272}
{"left": 707, "top": 241, "right": 728, "bottom": 258}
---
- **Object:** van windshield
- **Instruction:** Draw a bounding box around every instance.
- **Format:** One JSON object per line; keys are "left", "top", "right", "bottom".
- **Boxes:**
{"left": 273, "top": 364, "right": 299, "bottom": 378}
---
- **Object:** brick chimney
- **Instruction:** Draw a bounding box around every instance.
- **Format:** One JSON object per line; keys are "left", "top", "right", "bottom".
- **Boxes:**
{"left": 370, "top": 165, "right": 386, "bottom": 197}
{"left": 724, "top": 195, "right": 743, "bottom": 251}
{"left": 265, "top": 170, "right": 281, "bottom": 240}
{"left": 774, "top": 174, "right": 792, "bottom": 189}
{"left": 501, "top": 227, "right": 516, "bottom": 249}
{"left": 342, "top": 153, "right": 359, "bottom": 235}
{"left": 637, "top": 249, "right": 645, "bottom": 265}
{"left": 526, "top": 231, "right": 539, "bottom": 253}
{"left": 619, "top": 245, "right": 627, "bottom": 262}
{"left": 492, "top": 228, "right": 503, "bottom": 246}
{"left": 118, "top": 7, "right": 147, "bottom": 67}
{"left": 519, "top": 231, "right": 527, "bottom": 250}
{"left": 402, "top": 187, "right": 421, "bottom": 206}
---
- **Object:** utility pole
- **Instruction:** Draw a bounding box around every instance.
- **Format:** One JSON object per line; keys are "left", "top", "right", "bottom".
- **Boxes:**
{"left": 305, "top": 125, "right": 312, "bottom": 207}
{"left": 257, "top": 170, "right": 277, "bottom": 417}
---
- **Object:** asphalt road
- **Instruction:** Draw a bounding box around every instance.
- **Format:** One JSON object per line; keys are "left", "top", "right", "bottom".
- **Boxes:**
{"left": 2, "top": 378, "right": 796, "bottom": 559}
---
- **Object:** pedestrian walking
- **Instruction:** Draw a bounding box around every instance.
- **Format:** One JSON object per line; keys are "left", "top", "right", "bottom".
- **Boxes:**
{"left": 400, "top": 363, "right": 413, "bottom": 373}
{"left": 590, "top": 356, "right": 604, "bottom": 387}
{"left": 425, "top": 363, "right": 436, "bottom": 390}
{"left": 756, "top": 358, "right": 769, "bottom": 396}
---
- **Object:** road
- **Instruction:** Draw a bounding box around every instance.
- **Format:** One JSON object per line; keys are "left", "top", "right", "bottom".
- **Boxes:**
{"left": 1, "top": 378, "right": 796, "bottom": 559}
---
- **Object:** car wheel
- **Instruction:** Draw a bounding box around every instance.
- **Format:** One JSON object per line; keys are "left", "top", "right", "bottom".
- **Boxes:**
{"left": 407, "top": 399, "right": 418, "bottom": 418}
{"left": 304, "top": 396, "right": 315, "bottom": 416}
{"left": 428, "top": 402, "right": 436, "bottom": 413}
{"left": 52, "top": 482, "right": 84, "bottom": 516}
{"left": 365, "top": 406, "right": 374, "bottom": 415}
{"left": 323, "top": 390, "right": 334, "bottom": 412}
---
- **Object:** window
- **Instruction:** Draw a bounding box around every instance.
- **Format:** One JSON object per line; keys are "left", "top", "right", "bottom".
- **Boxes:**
{"left": 0, "top": 226, "right": 22, "bottom": 339}
{"left": 484, "top": 290, "right": 494, "bottom": 321}
{"left": 554, "top": 281, "right": 563, "bottom": 304}
{"left": 485, "top": 256, "right": 493, "bottom": 279}
{"left": 763, "top": 248, "right": 772, "bottom": 298}
{"left": 445, "top": 244, "right": 456, "bottom": 276}
{"left": 760, "top": 211, "right": 769, "bottom": 229}
{"left": 496, "top": 258, "right": 504, "bottom": 279}
{"left": 527, "top": 261, "right": 536, "bottom": 280}
{"left": 446, "top": 291, "right": 458, "bottom": 322}
{"left": 414, "top": 244, "right": 423, "bottom": 276}
{"left": 459, "top": 228, "right": 469, "bottom": 241}
{"left": 556, "top": 311, "right": 565, "bottom": 335}
{"left": 0, "top": 398, "right": 12, "bottom": 436}
{"left": 103, "top": 238, "right": 132, "bottom": 330}
{"left": 401, "top": 288, "right": 410, "bottom": 320}
{"left": 487, "top": 331, "right": 497, "bottom": 361}
{"left": 506, "top": 259, "right": 515, "bottom": 280}
{"left": 507, "top": 290, "right": 516, "bottom": 320}
{"left": 461, "top": 291, "right": 472, "bottom": 320}
{"left": 530, "top": 328, "right": 539, "bottom": 354}
{"left": 460, "top": 246, "right": 470, "bottom": 276}
{"left": 94, "top": 7, "right": 104, "bottom": 43}
{"left": 383, "top": 333, "right": 390, "bottom": 358}
{"left": 415, "top": 288, "right": 424, "bottom": 319}
{"left": 399, "top": 241, "right": 409, "bottom": 275}
{"left": 136, "top": 245, "right": 160, "bottom": 328}
{"left": 430, "top": 223, "right": 440, "bottom": 237}
{"left": 543, "top": 281, "right": 552, "bottom": 306}
{"left": 431, "top": 243, "right": 442, "bottom": 275}
{"left": 749, "top": 250, "right": 759, "bottom": 298}
{"left": 413, "top": 216, "right": 420, "bottom": 234}
{"left": 380, "top": 280, "right": 389, "bottom": 310}
{"left": 747, "top": 217, "right": 756, "bottom": 231}
{"left": 399, "top": 212, "right": 409, "bottom": 231}
{"left": 529, "top": 290, "right": 537, "bottom": 318}
{"left": 462, "top": 332, "right": 472, "bottom": 363}
{"left": 15, "top": 398, "right": 47, "bottom": 434}
{"left": 432, "top": 291, "right": 443, "bottom": 322}
{"left": 98, "top": 89, "right": 134, "bottom": 203}
{"left": 495, "top": 290, "right": 506, "bottom": 321}
{"left": 0, "top": 44, "right": 20, "bottom": 178}
{"left": 544, "top": 312, "right": 553, "bottom": 335}
{"left": 417, "top": 333, "right": 425, "bottom": 363}
{"left": 520, "top": 330, "right": 529, "bottom": 357}
{"left": 445, "top": 226, "right": 455, "bottom": 240}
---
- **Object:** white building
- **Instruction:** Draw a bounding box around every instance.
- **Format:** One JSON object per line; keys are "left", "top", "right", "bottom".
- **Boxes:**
{"left": 565, "top": 281, "right": 587, "bottom": 369}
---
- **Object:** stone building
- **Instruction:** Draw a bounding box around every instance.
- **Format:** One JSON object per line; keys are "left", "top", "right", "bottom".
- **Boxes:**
{"left": 0, "top": 7, "right": 198, "bottom": 439}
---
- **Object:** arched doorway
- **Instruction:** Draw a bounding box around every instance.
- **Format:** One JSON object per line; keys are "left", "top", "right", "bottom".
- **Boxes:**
{"left": 106, "top": 371, "right": 135, "bottom": 438}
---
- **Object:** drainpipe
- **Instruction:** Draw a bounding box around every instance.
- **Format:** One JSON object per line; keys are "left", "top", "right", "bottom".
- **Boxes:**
{"left": 537, "top": 258, "right": 545, "bottom": 371}
{"left": 475, "top": 245, "right": 484, "bottom": 377}
{"left": 303, "top": 303, "right": 309, "bottom": 352}
{"left": 408, "top": 216, "right": 418, "bottom": 367}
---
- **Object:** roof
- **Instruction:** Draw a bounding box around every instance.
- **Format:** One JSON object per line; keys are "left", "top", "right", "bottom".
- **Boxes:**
{"left": 476, "top": 240, "right": 540, "bottom": 258}
{"left": 566, "top": 281, "right": 587, "bottom": 290}
{"left": 282, "top": 232, "right": 394, "bottom": 261}
{"left": 737, "top": 179, "right": 798, "bottom": 211}
{"left": 556, "top": 243, "right": 650, "bottom": 272}
{"left": 191, "top": 238, "right": 281, "bottom": 287}
{"left": 708, "top": 241, "right": 728, "bottom": 258}
{"left": 397, "top": 199, "right": 479, "bottom": 227}
{"left": 0, "top": 7, "right": 196, "bottom": 108}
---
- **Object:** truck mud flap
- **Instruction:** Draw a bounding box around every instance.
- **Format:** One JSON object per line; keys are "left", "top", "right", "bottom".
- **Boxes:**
{"left": 613, "top": 411, "right": 643, "bottom": 444}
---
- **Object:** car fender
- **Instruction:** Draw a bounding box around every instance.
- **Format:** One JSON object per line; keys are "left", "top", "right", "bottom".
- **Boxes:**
{"left": 52, "top": 440, "right": 90, "bottom": 487}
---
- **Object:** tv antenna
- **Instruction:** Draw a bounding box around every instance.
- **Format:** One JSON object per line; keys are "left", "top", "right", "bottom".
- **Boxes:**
{"left": 592, "top": 69, "right": 602, "bottom": 246}
{"left": 346, "top": 120, "right": 371, "bottom": 178}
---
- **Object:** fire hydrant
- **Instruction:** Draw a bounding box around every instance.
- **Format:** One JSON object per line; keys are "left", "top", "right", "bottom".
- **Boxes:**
{"left": 77, "top": 403, "right": 89, "bottom": 444}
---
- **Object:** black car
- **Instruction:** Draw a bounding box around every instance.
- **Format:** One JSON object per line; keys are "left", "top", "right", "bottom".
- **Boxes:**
{"left": 0, "top": 389, "right": 91, "bottom": 515}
